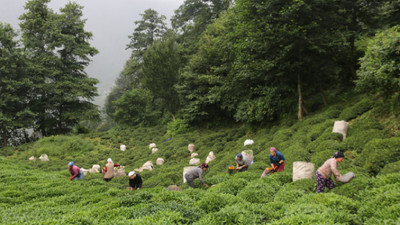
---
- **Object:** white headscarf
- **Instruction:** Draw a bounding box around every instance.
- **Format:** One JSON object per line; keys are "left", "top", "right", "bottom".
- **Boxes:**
{"left": 107, "top": 158, "right": 112, "bottom": 163}
{"left": 128, "top": 171, "right": 135, "bottom": 176}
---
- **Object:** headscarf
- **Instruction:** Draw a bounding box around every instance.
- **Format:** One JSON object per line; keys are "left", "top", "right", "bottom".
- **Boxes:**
{"left": 68, "top": 161, "right": 74, "bottom": 166}
{"left": 107, "top": 158, "right": 113, "bottom": 163}
{"left": 128, "top": 171, "right": 135, "bottom": 176}
{"left": 236, "top": 153, "right": 243, "bottom": 159}
{"left": 270, "top": 147, "right": 277, "bottom": 152}
{"left": 199, "top": 163, "right": 209, "bottom": 169}
{"left": 332, "top": 152, "right": 345, "bottom": 159}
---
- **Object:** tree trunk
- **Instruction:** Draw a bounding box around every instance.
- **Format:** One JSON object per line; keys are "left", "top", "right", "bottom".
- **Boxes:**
{"left": 2, "top": 127, "right": 7, "bottom": 147}
{"left": 297, "top": 73, "right": 303, "bottom": 121}
{"left": 320, "top": 91, "right": 328, "bottom": 106}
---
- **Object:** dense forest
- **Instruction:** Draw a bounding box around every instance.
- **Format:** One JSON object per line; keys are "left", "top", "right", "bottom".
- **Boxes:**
{"left": 1, "top": 0, "right": 400, "bottom": 145}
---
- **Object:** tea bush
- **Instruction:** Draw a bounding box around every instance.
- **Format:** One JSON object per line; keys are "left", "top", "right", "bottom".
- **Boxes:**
{"left": 2, "top": 93, "right": 400, "bottom": 224}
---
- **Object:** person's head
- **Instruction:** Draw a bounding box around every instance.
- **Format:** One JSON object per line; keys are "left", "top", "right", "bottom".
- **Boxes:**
{"left": 236, "top": 153, "right": 243, "bottom": 160}
{"left": 68, "top": 161, "right": 74, "bottom": 169}
{"left": 270, "top": 147, "right": 277, "bottom": 156}
{"left": 107, "top": 158, "right": 113, "bottom": 163}
{"left": 333, "top": 152, "right": 345, "bottom": 162}
{"left": 128, "top": 171, "right": 136, "bottom": 179}
{"left": 199, "top": 163, "right": 209, "bottom": 171}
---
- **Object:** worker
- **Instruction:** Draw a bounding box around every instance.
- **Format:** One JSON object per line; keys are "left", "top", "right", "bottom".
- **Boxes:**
{"left": 269, "top": 147, "right": 285, "bottom": 173}
{"left": 67, "top": 161, "right": 84, "bottom": 181}
{"left": 128, "top": 171, "right": 142, "bottom": 190}
{"left": 228, "top": 153, "right": 249, "bottom": 174}
{"left": 316, "top": 152, "right": 345, "bottom": 193}
{"left": 103, "top": 158, "right": 120, "bottom": 182}
{"left": 185, "top": 163, "right": 209, "bottom": 188}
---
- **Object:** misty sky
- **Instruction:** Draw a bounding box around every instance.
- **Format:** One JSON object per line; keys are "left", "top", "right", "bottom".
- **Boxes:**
{"left": 0, "top": 0, "right": 185, "bottom": 107}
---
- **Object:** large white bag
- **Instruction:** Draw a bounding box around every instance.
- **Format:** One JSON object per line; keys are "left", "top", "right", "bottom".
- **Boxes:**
{"left": 205, "top": 151, "right": 216, "bottom": 164}
{"left": 332, "top": 120, "right": 349, "bottom": 140}
{"left": 293, "top": 161, "right": 315, "bottom": 182}
{"left": 338, "top": 172, "right": 356, "bottom": 183}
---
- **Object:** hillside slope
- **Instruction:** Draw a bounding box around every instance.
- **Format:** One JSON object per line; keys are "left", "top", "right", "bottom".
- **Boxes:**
{"left": 1, "top": 95, "right": 400, "bottom": 224}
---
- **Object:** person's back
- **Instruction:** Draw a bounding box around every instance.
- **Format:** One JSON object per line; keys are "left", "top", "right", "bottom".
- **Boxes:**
{"left": 186, "top": 167, "right": 203, "bottom": 179}
{"left": 104, "top": 162, "right": 114, "bottom": 179}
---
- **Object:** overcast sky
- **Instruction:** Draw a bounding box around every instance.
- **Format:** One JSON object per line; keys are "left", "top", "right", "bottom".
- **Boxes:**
{"left": 0, "top": 0, "right": 185, "bottom": 107}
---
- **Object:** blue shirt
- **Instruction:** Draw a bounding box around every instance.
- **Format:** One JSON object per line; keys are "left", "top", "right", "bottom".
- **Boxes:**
{"left": 269, "top": 151, "right": 285, "bottom": 166}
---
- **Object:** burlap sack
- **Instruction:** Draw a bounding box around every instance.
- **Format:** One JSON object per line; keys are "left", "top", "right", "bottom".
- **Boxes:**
{"left": 338, "top": 172, "right": 356, "bottom": 183}
{"left": 293, "top": 161, "right": 315, "bottom": 182}
{"left": 205, "top": 151, "right": 216, "bottom": 164}
{"left": 189, "top": 158, "right": 200, "bottom": 165}
{"left": 332, "top": 120, "right": 349, "bottom": 140}
{"left": 188, "top": 144, "right": 195, "bottom": 153}
{"left": 156, "top": 158, "right": 165, "bottom": 165}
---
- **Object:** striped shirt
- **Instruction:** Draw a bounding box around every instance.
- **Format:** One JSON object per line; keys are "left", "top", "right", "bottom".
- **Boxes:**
{"left": 317, "top": 158, "right": 340, "bottom": 179}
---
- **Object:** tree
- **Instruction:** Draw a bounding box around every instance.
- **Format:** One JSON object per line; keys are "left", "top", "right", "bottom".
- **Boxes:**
{"left": 171, "top": 0, "right": 232, "bottom": 56}
{"left": 126, "top": 8, "right": 167, "bottom": 60}
{"left": 113, "top": 88, "right": 160, "bottom": 126}
{"left": 19, "top": 0, "right": 59, "bottom": 136}
{"left": 142, "top": 36, "right": 181, "bottom": 120}
{"left": 51, "top": 2, "right": 99, "bottom": 134}
{"left": 356, "top": 26, "right": 400, "bottom": 98}
{"left": 0, "top": 22, "right": 34, "bottom": 147}
{"left": 19, "top": 0, "right": 99, "bottom": 135}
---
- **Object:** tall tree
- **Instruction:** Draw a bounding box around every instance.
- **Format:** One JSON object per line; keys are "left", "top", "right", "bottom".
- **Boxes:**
{"left": 126, "top": 8, "right": 167, "bottom": 61}
{"left": 142, "top": 36, "right": 181, "bottom": 120}
{"left": 20, "top": 0, "right": 99, "bottom": 135}
{"left": 0, "top": 22, "right": 34, "bottom": 147}
{"left": 19, "top": 0, "right": 59, "bottom": 136}
{"left": 50, "top": 2, "right": 99, "bottom": 134}
{"left": 171, "top": 0, "right": 232, "bottom": 56}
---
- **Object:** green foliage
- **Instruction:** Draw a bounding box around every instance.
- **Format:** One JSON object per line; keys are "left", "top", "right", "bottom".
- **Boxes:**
{"left": 166, "top": 119, "right": 189, "bottom": 137}
{"left": 357, "top": 137, "right": 400, "bottom": 175}
{"left": 356, "top": 26, "right": 400, "bottom": 98}
{"left": 339, "top": 98, "right": 374, "bottom": 121}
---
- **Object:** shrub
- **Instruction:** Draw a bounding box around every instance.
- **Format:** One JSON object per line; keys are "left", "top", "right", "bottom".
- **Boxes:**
{"left": 379, "top": 161, "right": 400, "bottom": 175}
{"left": 357, "top": 138, "right": 400, "bottom": 175}
{"left": 166, "top": 119, "right": 189, "bottom": 137}
{"left": 339, "top": 98, "right": 374, "bottom": 121}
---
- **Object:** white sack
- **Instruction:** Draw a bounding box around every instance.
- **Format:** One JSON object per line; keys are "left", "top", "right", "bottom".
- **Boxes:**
{"left": 166, "top": 185, "right": 182, "bottom": 191}
{"left": 152, "top": 148, "right": 158, "bottom": 154}
{"left": 39, "top": 154, "right": 49, "bottom": 162}
{"left": 293, "top": 161, "right": 315, "bottom": 182}
{"left": 332, "top": 120, "right": 349, "bottom": 140}
{"left": 142, "top": 161, "right": 154, "bottom": 171}
{"left": 244, "top": 139, "right": 254, "bottom": 146}
{"left": 183, "top": 166, "right": 197, "bottom": 183}
{"left": 189, "top": 158, "right": 201, "bottom": 165}
{"left": 338, "top": 172, "right": 356, "bottom": 183}
{"left": 82, "top": 169, "right": 90, "bottom": 176}
{"left": 156, "top": 158, "right": 165, "bottom": 165}
{"left": 205, "top": 151, "right": 216, "bottom": 164}
{"left": 188, "top": 144, "right": 195, "bottom": 153}
{"left": 29, "top": 156, "right": 36, "bottom": 161}
{"left": 191, "top": 153, "right": 199, "bottom": 158}
{"left": 242, "top": 150, "right": 254, "bottom": 166}
{"left": 114, "top": 166, "right": 126, "bottom": 178}
{"left": 149, "top": 143, "right": 156, "bottom": 150}
{"left": 92, "top": 164, "right": 101, "bottom": 171}
{"left": 120, "top": 144, "right": 126, "bottom": 151}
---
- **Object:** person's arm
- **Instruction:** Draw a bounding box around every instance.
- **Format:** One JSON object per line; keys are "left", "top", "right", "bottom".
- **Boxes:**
{"left": 330, "top": 161, "right": 340, "bottom": 181}
{"left": 278, "top": 152, "right": 285, "bottom": 165}
{"left": 269, "top": 155, "right": 274, "bottom": 168}
{"left": 114, "top": 164, "right": 120, "bottom": 167}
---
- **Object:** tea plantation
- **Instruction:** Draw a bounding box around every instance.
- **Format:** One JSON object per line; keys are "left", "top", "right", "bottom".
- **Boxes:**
{"left": 1, "top": 96, "right": 400, "bottom": 224}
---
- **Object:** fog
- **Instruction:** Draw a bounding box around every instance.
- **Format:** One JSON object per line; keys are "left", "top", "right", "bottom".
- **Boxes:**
{"left": 0, "top": 0, "right": 185, "bottom": 107}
